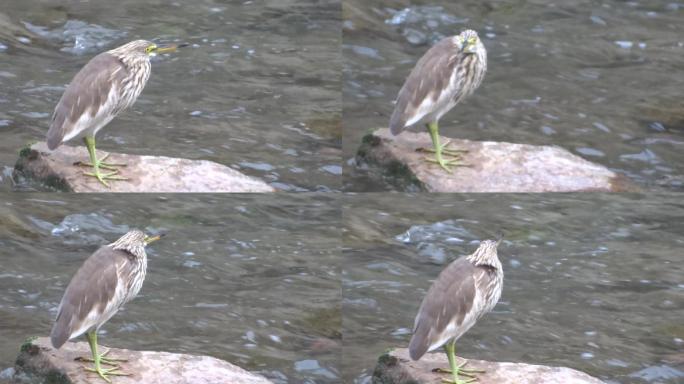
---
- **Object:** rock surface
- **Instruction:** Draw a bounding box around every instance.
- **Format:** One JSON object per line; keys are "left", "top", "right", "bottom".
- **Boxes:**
{"left": 13, "top": 142, "right": 275, "bottom": 193}
{"left": 357, "top": 128, "right": 636, "bottom": 192}
{"left": 12, "top": 337, "right": 273, "bottom": 384}
{"left": 373, "top": 348, "right": 605, "bottom": 384}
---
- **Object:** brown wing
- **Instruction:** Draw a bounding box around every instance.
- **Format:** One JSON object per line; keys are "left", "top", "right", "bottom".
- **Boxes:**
{"left": 408, "top": 256, "right": 476, "bottom": 360}
{"left": 46, "top": 53, "right": 128, "bottom": 149}
{"left": 50, "top": 245, "right": 126, "bottom": 348}
{"left": 389, "top": 37, "right": 459, "bottom": 134}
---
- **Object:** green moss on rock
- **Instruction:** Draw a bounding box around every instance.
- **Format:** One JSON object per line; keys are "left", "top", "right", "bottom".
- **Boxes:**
{"left": 20, "top": 336, "right": 38, "bottom": 353}
{"left": 372, "top": 350, "right": 419, "bottom": 384}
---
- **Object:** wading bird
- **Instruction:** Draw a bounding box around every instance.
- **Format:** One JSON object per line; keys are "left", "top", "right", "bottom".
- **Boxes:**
{"left": 409, "top": 238, "right": 503, "bottom": 384}
{"left": 46, "top": 40, "right": 182, "bottom": 186}
{"left": 389, "top": 29, "right": 487, "bottom": 172}
{"left": 50, "top": 230, "right": 163, "bottom": 382}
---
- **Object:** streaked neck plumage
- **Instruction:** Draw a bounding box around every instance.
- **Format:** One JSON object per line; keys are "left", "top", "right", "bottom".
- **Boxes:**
{"left": 109, "top": 231, "right": 147, "bottom": 260}
{"left": 466, "top": 240, "right": 501, "bottom": 270}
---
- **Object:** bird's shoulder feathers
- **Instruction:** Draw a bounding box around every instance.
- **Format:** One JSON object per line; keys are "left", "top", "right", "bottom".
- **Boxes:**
{"left": 389, "top": 37, "right": 461, "bottom": 134}
{"left": 46, "top": 53, "right": 128, "bottom": 149}
{"left": 408, "top": 256, "right": 479, "bottom": 360}
{"left": 50, "top": 245, "right": 129, "bottom": 348}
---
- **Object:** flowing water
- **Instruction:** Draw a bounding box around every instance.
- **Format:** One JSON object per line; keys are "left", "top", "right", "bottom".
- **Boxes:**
{"left": 0, "top": 0, "right": 341, "bottom": 192}
{"left": 0, "top": 194, "right": 341, "bottom": 383}
{"left": 343, "top": 0, "right": 684, "bottom": 192}
{"left": 343, "top": 193, "right": 684, "bottom": 383}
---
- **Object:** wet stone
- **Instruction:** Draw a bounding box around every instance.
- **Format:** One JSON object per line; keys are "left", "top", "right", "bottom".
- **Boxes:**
{"left": 13, "top": 142, "right": 275, "bottom": 193}
{"left": 23, "top": 20, "right": 127, "bottom": 55}
{"left": 356, "top": 128, "right": 637, "bottom": 193}
{"left": 373, "top": 348, "right": 605, "bottom": 384}
{"left": 11, "top": 337, "right": 274, "bottom": 384}
{"left": 385, "top": 6, "right": 468, "bottom": 46}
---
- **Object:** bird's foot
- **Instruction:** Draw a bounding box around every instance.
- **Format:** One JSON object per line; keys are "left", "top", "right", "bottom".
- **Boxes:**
{"left": 83, "top": 365, "right": 130, "bottom": 383}
{"left": 420, "top": 139, "right": 470, "bottom": 172}
{"left": 434, "top": 361, "right": 485, "bottom": 375}
{"left": 440, "top": 378, "right": 477, "bottom": 384}
{"left": 74, "top": 154, "right": 127, "bottom": 171}
{"left": 417, "top": 140, "right": 468, "bottom": 157}
{"left": 83, "top": 169, "right": 129, "bottom": 187}
{"left": 434, "top": 361, "right": 484, "bottom": 383}
{"left": 76, "top": 350, "right": 128, "bottom": 366}
{"left": 425, "top": 156, "right": 464, "bottom": 173}
{"left": 434, "top": 369, "right": 476, "bottom": 378}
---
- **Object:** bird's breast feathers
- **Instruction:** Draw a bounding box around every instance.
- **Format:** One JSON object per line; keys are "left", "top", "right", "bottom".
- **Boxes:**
{"left": 425, "top": 288, "right": 484, "bottom": 353}
{"left": 404, "top": 53, "right": 485, "bottom": 128}
{"left": 61, "top": 87, "right": 119, "bottom": 142}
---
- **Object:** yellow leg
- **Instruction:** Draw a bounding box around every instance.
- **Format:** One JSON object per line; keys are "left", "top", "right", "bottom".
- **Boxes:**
{"left": 81, "top": 136, "right": 128, "bottom": 187}
{"left": 418, "top": 140, "right": 468, "bottom": 156}
{"left": 82, "top": 331, "right": 130, "bottom": 383}
{"left": 424, "top": 122, "right": 463, "bottom": 172}
{"left": 75, "top": 153, "right": 127, "bottom": 170}
{"left": 76, "top": 349, "right": 128, "bottom": 366}
{"left": 434, "top": 340, "right": 480, "bottom": 384}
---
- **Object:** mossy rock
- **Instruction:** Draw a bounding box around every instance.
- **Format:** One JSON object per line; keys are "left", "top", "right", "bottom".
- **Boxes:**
{"left": 15, "top": 337, "right": 70, "bottom": 384}
{"left": 372, "top": 350, "right": 419, "bottom": 384}
{"left": 356, "top": 132, "right": 424, "bottom": 191}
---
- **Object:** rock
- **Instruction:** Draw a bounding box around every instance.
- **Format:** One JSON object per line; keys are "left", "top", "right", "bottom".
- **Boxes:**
{"left": 12, "top": 337, "right": 273, "bottom": 384}
{"left": 372, "top": 348, "right": 605, "bottom": 384}
{"left": 13, "top": 142, "right": 275, "bottom": 192}
{"left": 357, "top": 128, "right": 636, "bottom": 192}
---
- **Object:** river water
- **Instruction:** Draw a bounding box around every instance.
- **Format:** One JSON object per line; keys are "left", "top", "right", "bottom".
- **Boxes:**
{"left": 343, "top": 1, "right": 684, "bottom": 192}
{"left": 0, "top": 194, "right": 341, "bottom": 383}
{"left": 0, "top": 0, "right": 341, "bottom": 192}
{"left": 343, "top": 193, "right": 684, "bottom": 383}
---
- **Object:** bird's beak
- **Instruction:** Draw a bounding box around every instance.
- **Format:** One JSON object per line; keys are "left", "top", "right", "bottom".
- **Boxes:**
{"left": 153, "top": 44, "right": 186, "bottom": 54}
{"left": 144, "top": 233, "right": 165, "bottom": 245}
{"left": 463, "top": 42, "right": 477, "bottom": 54}
{"left": 495, "top": 231, "right": 504, "bottom": 245}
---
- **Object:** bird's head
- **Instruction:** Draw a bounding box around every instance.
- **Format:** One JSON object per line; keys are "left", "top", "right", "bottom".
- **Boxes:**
{"left": 467, "top": 237, "right": 502, "bottom": 267}
{"left": 110, "top": 229, "right": 164, "bottom": 258}
{"left": 111, "top": 40, "right": 182, "bottom": 59}
{"left": 455, "top": 29, "right": 482, "bottom": 54}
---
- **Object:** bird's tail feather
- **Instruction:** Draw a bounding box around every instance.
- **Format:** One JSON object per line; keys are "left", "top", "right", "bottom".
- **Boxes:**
{"left": 46, "top": 125, "right": 63, "bottom": 150}
{"left": 45, "top": 111, "right": 65, "bottom": 150}
{"left": 388, "top": 108, "right": 406, "bottom": 136}
{"left": 408, "top": 322, "right": 430, "bottom": 360}
{"left": 49, "top": 311, "right": 70, "bottom": 349}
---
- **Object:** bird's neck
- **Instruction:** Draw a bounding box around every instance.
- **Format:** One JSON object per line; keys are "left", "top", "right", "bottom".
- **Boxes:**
{"left": 110, "top": 242, "right": 146, "bottom": 260}
{"left": 467, "top": 253, "right": 501, "bottom": 270}
{"left": 108, "top": 49, "right": 149, "bottom": 70}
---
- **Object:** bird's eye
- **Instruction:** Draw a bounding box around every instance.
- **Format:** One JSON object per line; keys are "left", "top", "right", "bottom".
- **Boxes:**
{"left": 145, "top": 45, "right": 156, "bottom": 54}
{"left": 468, "top": 37, "right": 477, "bottom": 44}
